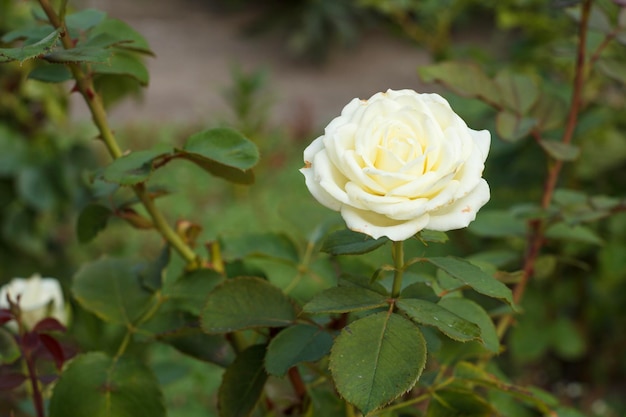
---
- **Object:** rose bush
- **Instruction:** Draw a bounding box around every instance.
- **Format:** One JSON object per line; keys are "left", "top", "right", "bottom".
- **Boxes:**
{"left": 0, "top": 274, "right": 67, "bottom": 329}
{"left": 301, "top": 89, "right": 491, "bottom": 240}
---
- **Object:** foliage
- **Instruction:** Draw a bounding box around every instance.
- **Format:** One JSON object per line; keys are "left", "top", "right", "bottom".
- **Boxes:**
{"left": 1, "top": 0, "right": 626, "bottom": 417}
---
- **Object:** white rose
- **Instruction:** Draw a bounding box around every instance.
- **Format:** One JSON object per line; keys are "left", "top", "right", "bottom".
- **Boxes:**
{"left": 301, "top": 89, "right": 490, "bottom": 241}
{"left": 0, "top": 274, "right": 67, "bottom": 329}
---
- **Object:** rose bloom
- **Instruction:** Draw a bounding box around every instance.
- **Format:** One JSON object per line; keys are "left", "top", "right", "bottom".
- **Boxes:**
{"left": 301, "top": 89, "right": 490, "bottom": 241}
{"left": 0, "top": 274, "right": 67, "bottom": 329}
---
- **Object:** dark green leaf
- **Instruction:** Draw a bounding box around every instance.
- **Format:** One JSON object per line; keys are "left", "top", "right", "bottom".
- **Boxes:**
{"left": 426, "top": 388, "right": 493, "bottom": 417}
{"left": 597, "top": 59, "right": 626, "bottom": 85}
{"left": 426, "top": 257, "right": 514, "bottom": 306}
{"left": 0, "top": 29, "right": 60, "bottom": 62}
{"left": 92, "top": 52, "right": 149, "bottom": 85}
{"left": 469, "top": 210, "right": 526, "bottom": 238}
{"left": 303, "top": 286, "right": 389, "bottom": 314}
{"left": 166, "top": 268, "right": 224, "bottom": 315}
{"left": 496, "top": 110, "right": 537, "bottom": 142}
{"left": 439, "top": 298, "right": 499, "bottom": 353}
{"left": 49, "top": 352, "right": 165, "bottom": 417}
{"left": 89, "top": 18, "right": 153, "bottom": 55}
{"left": 265, "top": 324, "right": 333, "bottom": 376}
{"left": 77, "top": 204, "right": 112, "bottom": 243}
{"left": 201, "top": 277, "right": 296, "bottom": 333}
{"left": 28, "top": 63, "right": 73, "bottom": 83}
{"left": 103, "top": 147, "right": 170, "bottom": 185}
{"left": 65, "top": 9, "right": 107, "bottom": 31}
{"left": 545, "top": 222, "right": 603, "bottom": 245}
{"left": 418, "top": 61, "right": 500, "bottom": 106}
{"left": 72, "top": 257, "right": 155, "bottom": 325}
{"left": 321, "top": 229, "right": 389, "bottom": 255}
{"left": 396, "top": 299, "right": 481, "bottom": 342}
{"left": 223, "top": 232, "right": 300, "bottom": 264}
{"left": 138, "top": 246, "right": 170, "bottom": 292}
{"left": 44, "top": 46, "right": 112, "bottom": 63}
{"left": 531, "top": 93, "right": 568, "bottom": 131}
{"left": 1, "top": 25, "right": 55, "bottom": 44}
{"left": 330, "top": 312, "right": 427, "bottom": 415}
{"left": 218, "top": 344, "right": 268, "bottom": 417}
{"left": 539, "top": 140, "right": 580, "bottom": 161}
{"left": 550, "top": 318, "right": 586, "bottom": 359}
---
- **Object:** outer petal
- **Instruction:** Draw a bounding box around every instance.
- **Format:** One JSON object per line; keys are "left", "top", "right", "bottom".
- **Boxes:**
{"left": 301, "top": 151, "right": 344, "bottom": 211}
{"left": 425, "top": 180, "right": 490, "bottom": 231}
{"left": 469, "top": 128, "right": 491, "bottom": 163}
{"left": 341, "top": 206, "right": 430, "bottom": 241}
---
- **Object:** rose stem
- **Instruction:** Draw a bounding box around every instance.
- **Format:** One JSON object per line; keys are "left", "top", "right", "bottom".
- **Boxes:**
{"left": 391, "top": 241, "right": 405, "bottom": 298}
{"left": 495, "top": 0, "right": 592, "bottom": 340}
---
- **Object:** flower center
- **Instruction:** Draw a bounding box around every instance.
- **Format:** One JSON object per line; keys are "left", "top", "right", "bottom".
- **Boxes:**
{"left": 374, "top": 125, "right": 422, "bottom": 172}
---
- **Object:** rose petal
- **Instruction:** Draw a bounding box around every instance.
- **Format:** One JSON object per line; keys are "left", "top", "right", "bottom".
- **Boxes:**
{"left": 425, "top": 180, "right": 490, "bottom": 231}
{"left": 341, "top": 205, "right": 430, "bottom": 241}
{"left": 469, "top": 128, "right": 491, "bottom": 163}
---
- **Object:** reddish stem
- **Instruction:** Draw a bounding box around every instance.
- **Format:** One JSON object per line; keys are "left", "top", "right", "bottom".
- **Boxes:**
{"left": 20, "top": 336, "right": 45, "bottom": 417}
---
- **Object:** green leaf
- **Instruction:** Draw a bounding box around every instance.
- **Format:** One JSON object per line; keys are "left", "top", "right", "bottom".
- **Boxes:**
{"left": 92, "top": 51, "right": 149, "bottom": 85}
{"left": 496, "top": 110, "right": 537, "bottom": 142}
{"left": 439, "top": 298, "right": 499, "bottom": 353}
{"left": 426, "top": 388, "right": 493, "bottom": 417}
{"left": 531, "top": 93, "right": 568, "bottom": 131}
{"left": 77, "top": 204, "right": 112, "bottom": 243}
{"left": 89, "top": 18, "right": 153, "bottom": 55}
{"left": 597, "top": 59, "right": 626, "bottom": 85}
{"left": 418, "top": 230, "right": 448, "bottom": 244}
{"left": 566, "top": 5, "right": 612, "bottom": 34}
{"left": 49, "top": 352, "right": 165, "bottom": 417}
{"left": 103, "top": 147, "right": 170, "bottom": 185}
{"left": 303, "top": 286, "right": 389, "bottom": 314}
{"left": 550, "top": 318, "right": 586, "bottom": 359}
{"left": 469, "top": 210, "right": 526, "bottom": 238}
{"left": 43, "top": 46, "right": 112, "bottom": 63}
{"left": 138, "top": 246, "right": 170, "bottom": 292}
{"left": 1, "top": 25, "right": 55, "bottom": 44}
{"left": 0, "top": 328, "right": 21, "bottom": 364}
{"left": 265, "top": 324, "right": 333, "bottom": 376}
{"left": 28, "top": 63, "right": 73, "bottom": 83}
{"left": 165, "top": 268, "right": 224, "bottom": 315}
{"left": 65, "top": 9, "right": 107, "bottom": 31}
{"left": 494, "top": 71, "right": 539, "bottom": 114}
{"left": 426, "top": 257, "right": 514, "bottom": 307}
{"left": 545, "top": 222, "right": 603, "bottom": 245}
{"left": 418, "top": 61, "right": 500, "bottom": 106}
{"left": 218, "top": 344, "right": 268, "bottom": 417}
{"left": 223, "top": 232, "right": 300, "bottom": 264}
{"left": 201, "top": 277, "right": 296, "bottom": 333}
{"left": 330, "top": 312, "right": 427, "bottom": 415}
{"left": 396, "top": 299, "right": 481, "bottom": 342}
{"left": 178, "top": 127, "right": 259, "bottom": 185}
{"left": 0, "top": 29, "right": 60, "bottom": 62}
{"left": 72, "top": 257, "right": 155, "bottom": 325}
{"left": 321, "top": 229, "right": 389, "bottom": 255}
{"left": 539, "top": 140, "right": 580, "bottom": 161}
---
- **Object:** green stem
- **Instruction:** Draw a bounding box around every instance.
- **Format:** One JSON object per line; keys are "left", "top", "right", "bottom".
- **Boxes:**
{"left": 391, "top": 241, "right": 405, "bottom": 298}
{"left": 38, "top": 0, "right": 200, "bottom": 268}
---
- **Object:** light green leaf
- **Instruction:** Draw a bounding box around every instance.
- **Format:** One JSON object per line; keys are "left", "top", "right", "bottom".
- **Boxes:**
{"left": 72, "top": 257, "right": 155, "bottom": 325}
{"left": 178, "top": 127, "right": 259, "bottom": 184}
{"left": 44, "top": 46, "right": 112, "bottom": 63}
{"left": 265, "top": 324, "right": 333, "bottom": 376}
{"left": 0, "top": 29, "right": 60, "bottom": 63}
{"left": 89, "top": 18, "right": 153, "bottom": 55}
{"left": 396, "top": 299, "right": 481, "bottom": 342}
{"left": 49, "top": 352, "right": 165, "bottom": 417}
{"left": 223, "top": 232, "right": 300, "bottom": 264}
{"left": 426, "top": 257, "right": 514, "bottom": 307}
{"left": 439, "top": 298, "right": 499, "bottom": 353}
{"left": 496, "top": 110, "right": 537, "bottom": 142}
{"left": 545, "top": 222, "right": 603, "bottom": 245}
{"left": 330, "top": 312, "right": 427, "bottom": 415}
{"left": 418, "top": 230, "right": 449, "bottom": 244}
{"left": 426, "top": 388, "right": 493, "bottom": 417}
{"left": 65, "top": 9, "right": 107, "bottom": 31}
{"left": 321, "top": 229, "right": 389, "bottom": 255}
{"left": 218, "top": 344, "right": 268, "bottom": 417}
{"left": 92, "top": 51, "right": 149, "bottom": 85}
{"left": 103, "top": 147, "right": 170, "bottom": 185}
{"left": 0, "top": 328, "right": 21, "bottom": 364}
{"left": 531, "top": 93, "right": 567, "bottom": 131}
{"left": 76, "top": 204, "right": 112, "bottom": 243}
{"left": 539, "top": 140, "right": 580, "bottom": 161}
{"left": 495, "top": 71, "right": 539, "bottom": 114}
{"left": 201, "top": 277, "right": 296, "bottom": 333}
{"left": 303, "top": 286, "right": 389, "bottom": 314}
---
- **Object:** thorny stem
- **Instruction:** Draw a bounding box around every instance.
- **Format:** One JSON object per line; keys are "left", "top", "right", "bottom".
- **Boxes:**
{"left": 38, "top": 0, "right": 200, "bottom": 269}
{"left": 496, "top": 0, "right": 593, "bottom": 340}
{"left": 391, "top": 241, "right": 405, "bottom": 298}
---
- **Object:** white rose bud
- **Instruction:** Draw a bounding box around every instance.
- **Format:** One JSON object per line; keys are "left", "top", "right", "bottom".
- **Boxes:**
{"left": 301, "top": 89, "right": 490, "bottom": 241}
{"left": 0, "top": 274, "right": 67, "bottom": 330}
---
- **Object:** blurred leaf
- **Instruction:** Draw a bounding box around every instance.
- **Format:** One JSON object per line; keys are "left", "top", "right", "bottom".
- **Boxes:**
{"left": 321, "top": 229, "right": 389, "bottom": 255}
{"left": 77, "top": 204, "right": 112, "bottom": 243}
{"left": 545, "top": 222, "right": 603, "bottom": 245}
{"left": 28, "top": 63, "right": 73, "bottom": 83}
{"left": 89, "top": 18, "right": 153, "bottom": 55}
{"left": 418, "top": 230, "right": 449, "bottom": 244}
{"left": 597, "top": 58, "right": 626, "bottom": 84}
{"left": 0, "top": 328, "right": 20, "bottom": 364}
{"left": 139, "top": 246, "right": 170, "bottom": 292}
{"left": 16, "top": 166, "right": 59, "bottom": 211}
{"left": 44, "top": 46, "right": 112, "bottom": 63}
{"left": 65, "top": 9, "right": 107, "bottom": 31}
{"left": 218, "top": 344, "right": 268, "bottom": 417}
{"left": 496, "top": 111, "right": 537, "bottom": 142}
{"left": 73, "top": 257, "right": 155, "bottom": 325}
{"left": 0, "top": 28, "right": 60, "bottom": 62}
{"left": 495, "top": 71, "right": 539, "bottom": 114}
{"left": 92, "top": 51, "right": 149, "bottom": 85}
{"left": 418, "top": 61, "right": 500, "bottom": 106}
{"left": 166, "top": 268, "right": 224, "bottom": 315}
{"left": 439, "top": 298, "right": 499, "bottom": 353}
{"left": 49, "top": 352, "right": 165, "bottom": 417}
{"left": 103, "top": 147, "right": 170, "bottom": 185}
{"left": 396, "top": 299, "right": 481, "bottom": 342}
{"left": 426, "top": 257, "right": 514, "bottom": 307}
{"left": 0, "top": 372, "right": 26, "bottom": 390}
{"left": 330, "top": 312, "right": 426, "bottom": 415}
{"left": 469, "top": 210, "right": 526, "bottom": 238}
{"left": 265, "top": 324, "right": 333, "bottom": 376}
{"left": 550, "top": 318, "right": 586, "bottom": 359}
{"left": 426, "top": 388, "right": 494, "bottom": 417}
{"left": 531, "top": 93, "right": 568, "bottom": 131}
{"left": 223, "top": 232, "right": 300, "bottom": 264}
{"left": 201, "top": 277, "right": 296, "bottom": 333}
{"left": 1, "top": 25, "right": 55, "bottom": 44}
{"left": 566, "top": 5, "right": 612, "bottom": 34}
{"left": 539, "top": 140, "right": 580, "bottom": 161}
{"left": 178, "top": 127, "right": 259, "bottom": 185}
{"left": 303, "top": 286, "right": 388, "bottom": 314}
